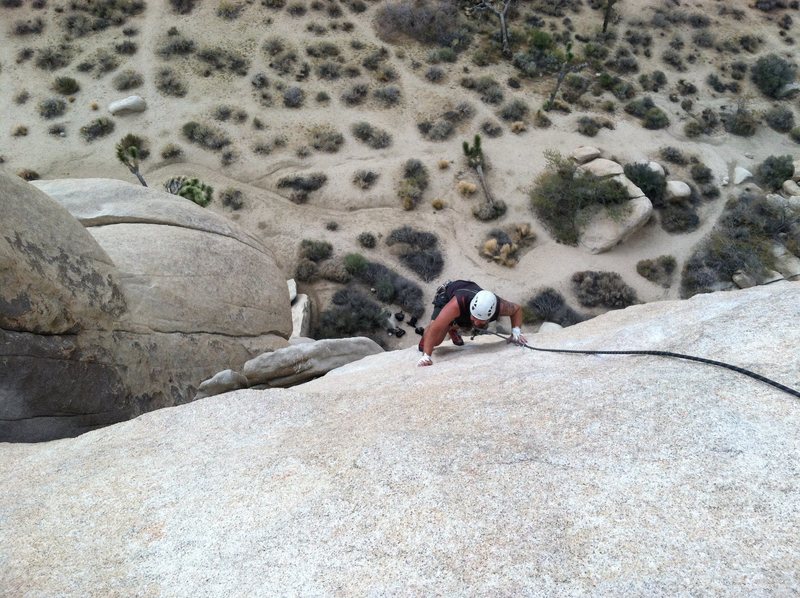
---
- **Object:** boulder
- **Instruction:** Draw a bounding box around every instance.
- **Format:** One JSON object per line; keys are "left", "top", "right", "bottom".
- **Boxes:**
{"left": 195, "top": 369, "right": 249, "bottom": 400}
{"left": 571, "top": 146, "right": 601, "bottom": 164}
{"left": 782, "top": 179, "right": 800, "bottom": 197}
{"left": 579, "top": 196, "right": 653, "bottom": 254}
{"left": 291, "top": 294, "right": 312, "bottom": 339}
{"left": 772, "top": 244, "right": 800, "bottom": 279}
{"left": 31, "top": 178, "right": 290, "bottom": 336}
{"left": 0, "top": 173, "right": 125, "bottom": 334}
{"left": 108, "top": 95, "right": 146, "bottom": 115}
{"left": 665, "top": 180, "right": 692, "bottom": 202}
{"left": 243, "top": 337, "right": 383, "bottom": 387}
{"left": 777, "top": 82, "right": 800, "bottom": 99}
{"left": 733, "top": 167, "right": 753, "bottom": 185}
{"left": 288, "top": 279, "right": 297, "bottom": 304}
{"left": 732, "top": 270, "right": 757, "bottom": 289}
{"left": 2, "top": 175, "right": 291, "bottom": 442}
{"left": 610, "top": 174, "right": 645, "bottom": 198}
{"left": 793, "top": 159, "right": 800, "bottom": 182}
{"left": 578, "top": 158, "right": 624, "bottom": 178}
{"left": 538, "top": 322, "right": 563, "bottom": 334}
{"left": 647, "top": 161, "right": 665, "bottom": 177}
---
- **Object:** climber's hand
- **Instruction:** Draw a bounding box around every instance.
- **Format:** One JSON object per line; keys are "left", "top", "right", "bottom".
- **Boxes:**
{"left": 507, "top": 327, "right": 527, "bottom": 346}
{"left": 417, "top": 353, "right": 433, "bottom": 367}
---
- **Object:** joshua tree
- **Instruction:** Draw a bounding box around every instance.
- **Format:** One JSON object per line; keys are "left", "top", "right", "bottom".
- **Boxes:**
{"left": 602, "top": 0, "right": 619, "bottom": 34}
{"left": 472, "top": 0, "right": 513, "bottom": 57}
{"left": 544, "top": 42, "right": 586, "bottom": 111}
{"left": 463, "top": 134, "right": 494, "bottom": 205}
{"left": 115, "top": 133, "right": 148, "bottom": 186}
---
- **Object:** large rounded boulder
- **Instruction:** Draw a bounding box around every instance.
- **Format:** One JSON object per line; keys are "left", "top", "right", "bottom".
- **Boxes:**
{"left": 1, "top": 174, "right": 291, "bottom": 442}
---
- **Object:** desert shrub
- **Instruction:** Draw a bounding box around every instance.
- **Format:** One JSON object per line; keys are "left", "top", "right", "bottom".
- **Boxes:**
{"left": 342, "top": 83, "right": 369, "bottom": 106}
{"left": 751, "top": 54, "right": 796, "bottom": 98}
{"left": 35, "top": 45, "right": 73, "bottom": 71}
{"left": 13, "top": 90, "right": 30, "bottom": 105}
{"left": 425, "top": 66, "right": 445, "bottom": 83}
{"left": 160, "top": 143, "right": 184, "bottom": 159}
{"left": 282, "top": 86, "right": 305, "bottom": 108}
{"left": 386, "top": 225, "right": 443, "bottom": 281}
{"left": 530, "top": 151, "right": 629, "bottom": 245}
{"left": 661, "top": 48, "right": 685, "bottom": 71}
{"left": 318, "top": 286, "right": 389, "bottom": 340}
{"left": 217, "top": 1, "right": 243, "bottom": 19}
{"left": 693, "top": 30, "right": 715, "bottom": 48}
{"left": 374, "top": 0, "right": 466, "bottom": 48}
{"left": 115, "top": 40, "right": 137, "bottom": 55}
{"left": 658, "top": 146, "right": 687, "bottom": 166}
{"left": 680, "top": 191, "right": 800, "bottom": 297}
{"left": 156, "top": 68, "right": 187, "bottom": 97}
{"left": 351, "top": 122, "right": 392, "bottom": 149}
{"left": 572, "top": 271, "right": 638, "bottom": 309}
{"left": 525, "top": 287, "right": 585, "bottom": 327}
{"left": 499, "top": 99, "right": 529, "bottom": 122}
{"left": 316, "top": 61, "right": 341, "bottom": 80}
{"left": 374, "top": 85, "right": 402, "bottom": 107}
{"left": 637, "top": 255, "right": 677, "bottom": 288}
{"left": 624, "top": 96, "right": 655, "bottom": 118}
{"left": 765, "top": 105, "right": 796, "bottom": 133}
{"left": 398, "top": 159, "right": 429, "bottom": 210}
{"left": 576, "top": 116, "right": 613, "bottom": 137}
{"left": 723, "top": 104, "right": 757, "bottom": 137}
{"left": 310, "top": 127, "right": 344, "bottom": 153}
{"left": 12, "top": 125, "right": 29, "bottom": 137}
{"left": 299, "top": 239, "right": 333, "bottom": 262}
{"left": 639, "top": 70, "right": 667, "bottom": 92}
{"left": 213, "top": 105, "right": 247, "bottom": 123}
{"left": 690, "top": 163, "right": 713, "bottom": 184}
{"left": 182, "top": 121, "right": 231, "bottom": 150}
{"left": 347, "top": 259, "right": 425, "bottom": 317}
{"left": 12, "top": 17, "right": 45, "bottom": 35}
{"left": 343, "top": 252, "right": 368, "bottom": 275}
{"left": 481, "top": 120, "right": 503, "bottom": 137}
{"left": 623, "top": 163, "right": 666, "bottom": 207}
{"left": 358, "top": 232, "right": 376, "bottom": 248}
{"left": 791, "top": 127, "right": 800, "bottom": 143}
{"left": 660, "top": 202, "right": 700, "bottom": 234}
{"left": 38, "top": 97, "right": 67, "bottom": 119}
{"left": 278, "top": 172, "right": 327, "bottom": 203}
{"left": 353, "top": 169, "right": 378, "bottom": 189}
{"left": 643, "top": 107, "right": 670, "bottom": 129}
{"left": 295, "top": 258, "right": 318, "bottom": 282}
{"left": 219, "top": 187, "right": 245, "bottom": 210}
{"left": 52, "top": 76, "right": 79, "bottom": 95}
{"left": 325, "top": 221, "right": 339, "bottom": 231}
{"left": 157, "top": 32, "right": 196, "bottom": 58}
{"left": 472, "top": 201, "right": 508, "bottom": 221}
{"left": 164, "top": 176, "right": 213, "bottom": 207}
{"left": 80, "top": 117, "right": 115, "bottom": 142}
{"left": 196, "top": 46, "right": 249, "bottom": 76}
{"left": 755, "top": 154, "right": 794, "bottom": 191}
{"left": 17, "top": 169, "right": 40, "bottom": 181}
{"left": 481, "top": 224, "right": 535, "bottom": 267}
{"left": 48, "top": 124, "right": 66, "bottom": 137}
{"left": 112, "top": 69, "right": 143, "bottom": 91}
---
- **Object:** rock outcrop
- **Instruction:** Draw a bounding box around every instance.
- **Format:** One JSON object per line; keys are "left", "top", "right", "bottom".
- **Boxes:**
{"left": 1, "top": 282, "right": 798, "bottom": 594}
{"left": 1, "top": 174, "right": 291, "bottom": 441}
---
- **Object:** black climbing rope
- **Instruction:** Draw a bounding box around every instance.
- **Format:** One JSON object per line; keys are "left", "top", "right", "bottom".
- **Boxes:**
{"left": 471, "top": 329, "right": 800, "bottom": 399}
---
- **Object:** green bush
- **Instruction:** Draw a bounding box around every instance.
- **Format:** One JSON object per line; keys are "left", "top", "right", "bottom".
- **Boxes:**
{"left": 344, "top": 253, "right": 368, "bottom": 275}
{"left": 374, "top": 0, "right": 466, "bottom": 48}
{"left": 660, "top": 202, "right": 700, "bottom": 234}
{"left": 659, "top": 146, "right": 688, "bottom": 165}
{"left": 755, "top": 154, "right": 794, "bottom": 191}
{"left": 724, "top": 104, "right": 757, "bottom": 137}
{"left": 643, "top": 107, "right": 670, "bottom": 129}
{"left": 690, "top": 163, "right": 713, "bottom": 184}
{"left": 530, "top": 151, "right": 629, "bottom": 245}
{"left": 52, "top": 76, "right": 79, "bottom": 95}
{"left": 636, "top": 255, "right": 677, "bottom": 288}
{"left": 299, "top": 239, "right": 333, "bottom": 262}
{"left": 751, "top": 53, "right": 796, "bottom": 98}
{"left": 164, "top": 176, "right": 214, "bottom": 207}
{"left": 571, "top": 271, "right": 638, "bottom": 309}
{"left": 623, "top": 163, "right": 666, "bottom": 207}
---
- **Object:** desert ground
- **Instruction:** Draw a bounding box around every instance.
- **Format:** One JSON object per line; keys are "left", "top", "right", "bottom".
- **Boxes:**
{"left": 2, "top": 0, "right": 798, "bottom": 348}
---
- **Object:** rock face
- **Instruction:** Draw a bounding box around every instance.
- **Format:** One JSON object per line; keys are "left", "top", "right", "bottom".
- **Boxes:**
{"left": 580, "top": 196, "right": 653, "bottom": 254}
{"left": 108, "top": 95, "right": 146, "bottom": 115}
{"left": 1, "top": 282, "right": 798, "bottom": 595}
{"left": 244, "top": 337, "right": 383, "bottom": 387}
{"left": 1, "top": 174, "right": 291, "bottom": 441}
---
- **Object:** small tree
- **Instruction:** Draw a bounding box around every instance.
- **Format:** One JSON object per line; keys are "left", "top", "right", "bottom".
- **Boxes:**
{"left": 464, "top": 134, "right": 506, "bottom": 220}
{"left": 544, "top": 42, "right": 587, "bottom": 111}
{"left": 115, "top": 134, "right": 148, "bottom": 187}
{"left": 602, "top": 0, "right": 619, "bottom": 34}
{"left": 472, "top": 0, "right": 513, "bottom": 57}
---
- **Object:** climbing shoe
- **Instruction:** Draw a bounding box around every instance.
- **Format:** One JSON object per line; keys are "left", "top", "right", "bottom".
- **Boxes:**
{"left": 448, "top": 326, "right": 464, "bottom": 346}
{"left": 418, "top": 338, "right": 424, "bottom": 352}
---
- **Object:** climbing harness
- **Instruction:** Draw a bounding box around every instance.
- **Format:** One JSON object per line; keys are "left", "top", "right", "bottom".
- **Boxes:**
{"left": 470, "top": 328, "right": 800, "bottom": 399}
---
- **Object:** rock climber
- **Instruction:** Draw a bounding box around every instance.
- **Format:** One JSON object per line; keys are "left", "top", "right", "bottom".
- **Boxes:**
{"left": 417, "top": 280, "right": 527, "bottom": 367}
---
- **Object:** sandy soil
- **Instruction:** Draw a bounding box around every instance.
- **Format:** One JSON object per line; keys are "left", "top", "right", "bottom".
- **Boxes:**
{"left": 1, "top": 0, "right": 798, "bottom": 348}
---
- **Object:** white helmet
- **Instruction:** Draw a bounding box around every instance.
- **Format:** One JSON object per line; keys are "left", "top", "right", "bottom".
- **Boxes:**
{"left": 470, "top": 290, "right": 497, "bottom": 320}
